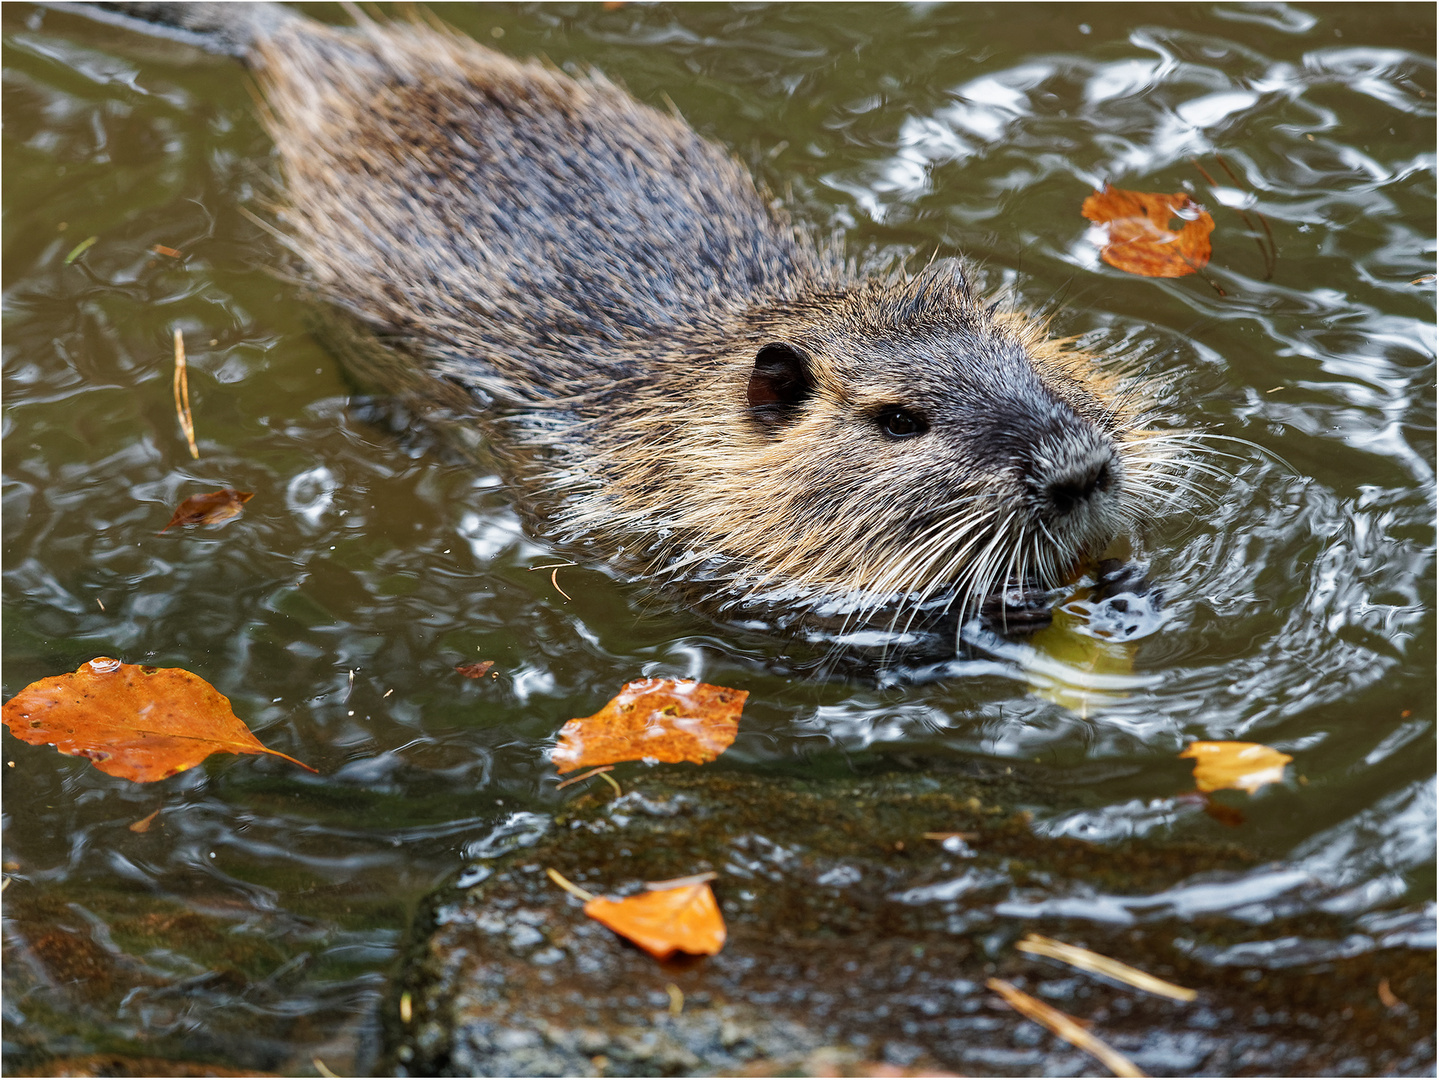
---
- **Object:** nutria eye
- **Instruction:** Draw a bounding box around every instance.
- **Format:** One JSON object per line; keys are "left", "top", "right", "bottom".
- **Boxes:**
{"left": 877, "top": 407, "right": 927, "bottom": 440}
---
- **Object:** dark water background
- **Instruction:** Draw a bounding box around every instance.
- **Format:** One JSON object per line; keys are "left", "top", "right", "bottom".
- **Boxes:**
{"left": 3, "top": 2, "right": 1434, "bottom": 1073}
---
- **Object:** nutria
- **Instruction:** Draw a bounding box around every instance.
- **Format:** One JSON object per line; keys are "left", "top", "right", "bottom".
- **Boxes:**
{"left": 72, "top": 2, "right": 1185, "bottom": 641}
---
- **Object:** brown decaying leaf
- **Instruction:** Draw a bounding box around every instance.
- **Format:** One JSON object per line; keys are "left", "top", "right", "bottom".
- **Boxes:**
{"left": 1, "top": 658, "right": 315, "bottom": 782}
{"left": 987, "top": 978, "right": 1146, "bottom": 1078}
{"left": 1179, "top": 740, "right": 1292, "bottom": 794}
{"left": 454, "top": 660, "right": 495, "bottom": 679}
{"left": 160, "top": 489, "right": 253, "bottom": 533}
{"left": 1081, "top": 184, "right": 1215, "bottom": 278}
{"left": 551, "top": 678, "right": 746, "bottom": 773}
{"left": 583, "top": 880, "right": 726, "bottom": 960}
{"left": 1016, "top": 934, "right": 1196, "bottom": 1002}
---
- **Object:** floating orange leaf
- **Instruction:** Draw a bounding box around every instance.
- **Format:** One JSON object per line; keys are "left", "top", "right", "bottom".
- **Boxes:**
{"left": 1082, "top": 184, "right": 1214, "bottom": 277}
{"left": 2, "top": 658, "right": 315, "bottom": 782}
{"left": 584, "top": 880, "right": 726, "bottom": 960}
{"left": 454, "top": 661, "right": 495, "bottom": 679}
{"left": 160, "top": 489, "right": 252, "bottom": 533}
{"left": 551, "top": 678, "right": 745, "bottom": 772}
{"left": 1179, "top": 740, "right": 1291, "bottom": 794}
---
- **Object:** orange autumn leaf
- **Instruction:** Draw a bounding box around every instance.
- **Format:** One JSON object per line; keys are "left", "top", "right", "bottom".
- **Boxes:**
{"left": 1179, "top": 740, "right": 1291, "bottom": 795}
{"left": 552, "top": 678, "right": 745, "bottom": 773}
{"left": 455, "top": 661, "right": 495, "bottom": 679}
{"left": 1082, "top": 184, "right": 1215, "bottom": 277}
{"left": 1, "top": 657, "right": 316, "bottom": 782}
{"left": 160, "top": 489, "right": 253, "bottom": 533}
{"left": 584, "top": 880, "right": 726, "bottom": 960}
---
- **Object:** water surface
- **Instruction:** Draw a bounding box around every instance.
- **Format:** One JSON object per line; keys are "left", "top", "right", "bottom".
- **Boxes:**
{"left": 3, "top": 2, "right": 1433, "bottom": 1072}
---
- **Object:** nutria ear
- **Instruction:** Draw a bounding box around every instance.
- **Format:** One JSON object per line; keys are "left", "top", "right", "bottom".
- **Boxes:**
{"left": 747, "top": 343, "right": 814, "bottom": 422}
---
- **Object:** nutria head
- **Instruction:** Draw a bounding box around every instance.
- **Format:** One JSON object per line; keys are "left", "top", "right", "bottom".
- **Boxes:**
{"left": 543, "top": 260, "right": 1161, "bottom": 630}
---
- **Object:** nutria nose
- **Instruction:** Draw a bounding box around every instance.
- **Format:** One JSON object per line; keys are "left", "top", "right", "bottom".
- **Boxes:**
{"left": 1046, "top": 457, "right": 1114, "bottom": 517}
{"left": 1027, "top": 440, "right": 1120, "bottom": 523}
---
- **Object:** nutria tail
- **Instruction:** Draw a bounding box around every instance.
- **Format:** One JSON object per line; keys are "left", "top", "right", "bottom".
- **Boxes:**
{"left": 78, "top": 0, "right": 832, "bottom": 405}
{"left": 69, "top": 2, "right": 300, "bottom": 59}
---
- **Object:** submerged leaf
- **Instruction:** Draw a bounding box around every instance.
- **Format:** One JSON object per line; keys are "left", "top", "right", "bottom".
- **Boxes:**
{"left": 160, "top": 489, "right": 253, "bottom": 533}
{"left": 552, "top": 678, "right": 745, "bottom": 772}
{"left": 1179, "top": 740, "right": 1291, "bottom": 794}
{"left": 2, "top": 658, "right": 315, "bottom": 782}
{"left": 1082, "top": 184, "right": 1214, "bottom": 278}
{"left": 454, "top": 660, "right": 495, "bottom": 679}
{"left": 1025, "top": 571, "right": 1137, "bottom": 718}
{"left": 583, "top": 880, "right": 726, "bottom": 960}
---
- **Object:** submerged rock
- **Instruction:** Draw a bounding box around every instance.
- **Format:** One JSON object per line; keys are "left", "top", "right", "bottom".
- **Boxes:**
{"left": 385, "top": 769, "right": 1434, "bottom": 1077}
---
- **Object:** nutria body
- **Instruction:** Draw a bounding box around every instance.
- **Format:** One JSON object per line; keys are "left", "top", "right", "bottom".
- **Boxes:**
{"left": 84, "top": 3, "right": 1179, "bottom": 637}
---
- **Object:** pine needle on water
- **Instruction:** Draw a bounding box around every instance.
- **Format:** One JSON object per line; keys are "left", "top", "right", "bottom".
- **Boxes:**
{"left": 987, "top": 978, "right": 1146, "bottom": 1078}
{"left": 1017, "top": 933, "right": 1197, "bottom": 1002}
{"left": 172, "top": 328, "right": 199, "bottom": 459}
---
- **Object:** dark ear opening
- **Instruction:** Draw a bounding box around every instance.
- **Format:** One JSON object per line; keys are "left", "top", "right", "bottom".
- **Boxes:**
{"left": 747, "top": 342, "right": 814, "bottom": 424}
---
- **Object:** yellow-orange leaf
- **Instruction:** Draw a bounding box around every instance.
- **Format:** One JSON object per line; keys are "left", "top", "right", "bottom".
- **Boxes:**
{"left": 584, "top": 881, "right": 726, "bottom": 960}
{"left": 552, "top": 678, "right": 745, "bottom": 773}
{"left": 1179, "top": 740, "right": 1291, "bottom": 794}
{"left": 1026, "top": 574, "right": 1137, "bottom": 719}
{"left": 1082, "top": 184, "right": 1214, "bottom": 278}
{"left": 160, "top": 489, "right": 253, "bottom": 533}
{"left": 2, "top": 658, "right": 315, "bottom": 782}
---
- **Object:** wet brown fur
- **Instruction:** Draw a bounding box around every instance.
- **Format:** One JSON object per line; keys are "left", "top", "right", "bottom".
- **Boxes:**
{"left": 113, "top": 5, "right": 1186, "bottom": 626}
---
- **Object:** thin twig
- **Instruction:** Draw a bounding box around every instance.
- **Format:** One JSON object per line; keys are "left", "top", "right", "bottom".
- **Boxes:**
{"left": 528, "top": 560, "right": 578, "bottom": 601}
{"left": 550, "top": 567, "right": 573, "bottom": 602}
{"left": 1214, "top": 154, "right": 1277, "bottom": 280}
{"left": 1017, "top": 934, "right": 1197, "bottom": 1002}
{"left": 646, "top": 871, "right": 718, "bottom": 891}
{"left": 546, "top": 866, "right": 598, "bottom": 903}
{"left": 988, "top": 978, "right": 1145, "bottom": 1078}
{"left": 555, "top": 764, "right": 615, "bottom": 790}
{"left": 172, "top": 328, "right": 199, "bottom": 459}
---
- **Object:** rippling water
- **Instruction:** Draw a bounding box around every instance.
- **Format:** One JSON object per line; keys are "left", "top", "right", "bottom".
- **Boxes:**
{"left": 3, "top": 2, "right": 1433, "bottom": 1072}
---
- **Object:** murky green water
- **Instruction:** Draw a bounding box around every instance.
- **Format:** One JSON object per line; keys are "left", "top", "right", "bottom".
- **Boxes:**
{"left": 3, "top": 2, "right": 1434, "bottom": 1074}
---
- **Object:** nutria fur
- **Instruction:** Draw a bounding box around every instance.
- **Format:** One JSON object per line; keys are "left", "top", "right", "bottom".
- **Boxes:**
{"left": 82, "top": 3, "right": 1180, "bottom": 635}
